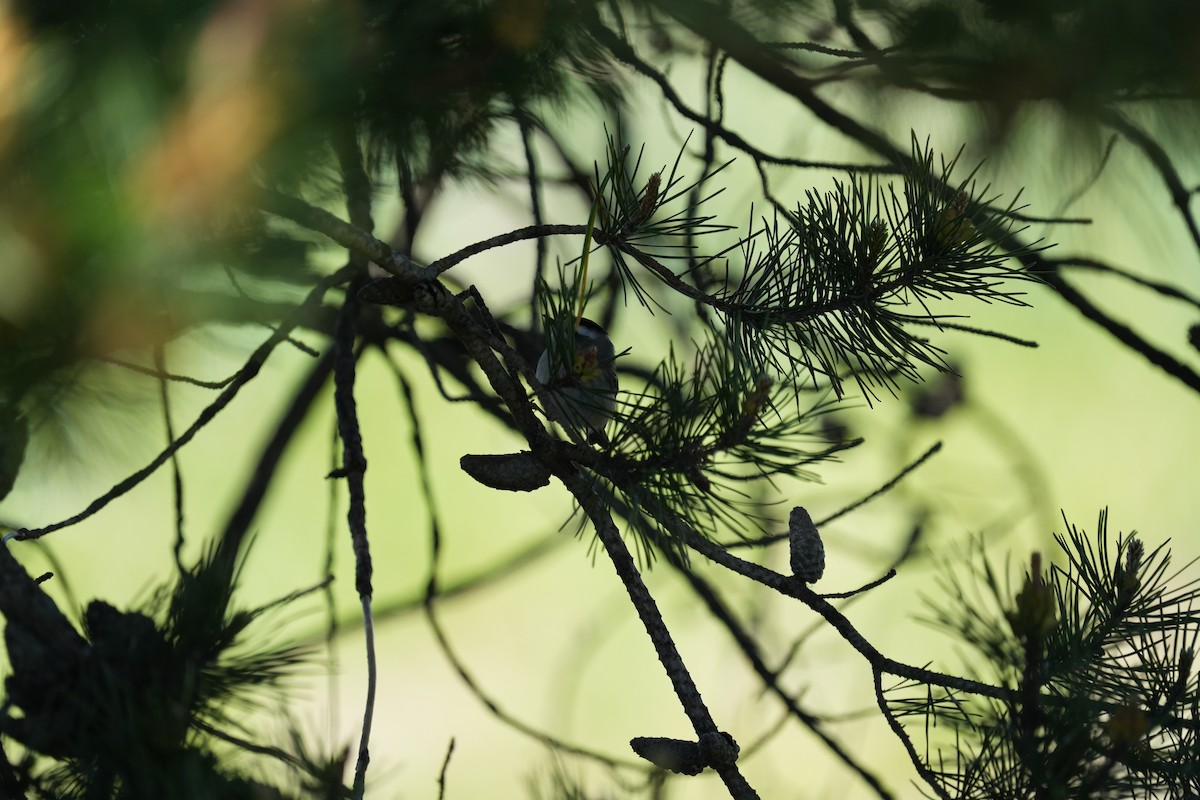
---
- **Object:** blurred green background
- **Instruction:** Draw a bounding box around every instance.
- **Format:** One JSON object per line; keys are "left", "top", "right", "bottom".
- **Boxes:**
{"left": 1, "top": 1, "right": 1199, "bottom": 797}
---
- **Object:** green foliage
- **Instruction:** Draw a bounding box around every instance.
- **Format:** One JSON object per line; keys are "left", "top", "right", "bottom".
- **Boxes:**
{"left": 2, "top": 1, "right": 1198, "bottom": 799}
{"left": 888, "top": 512, "right": 1200, "bottom": 799}
{"left": 0, "top": 543, "right": 346, "bottom": 799}
{"left": 726, "top": 137, "right": 1041, "bottom": 402}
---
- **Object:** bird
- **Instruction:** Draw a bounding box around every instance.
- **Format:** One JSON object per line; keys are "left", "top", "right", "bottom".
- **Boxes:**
{"left": 535, "top": 317, "right": 619, "bottom": 444}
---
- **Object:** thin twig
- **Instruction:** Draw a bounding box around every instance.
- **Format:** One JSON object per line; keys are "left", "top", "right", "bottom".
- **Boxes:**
{"left": 218, "top": 345, "right": 337, "bottom": 561}
{"left": 13, "top": 266, "right": 353, "bottom": 541}
{"left": 1050, "top": 256, "right": 1200, "bottom": 311}
{"left": 904, "top": 318, "right": 1039, "bottom": 348}
{"left": 436, "top": 738, "right": 456, "bottom": 800}
{"left": 420, "top": 439, "right": 633, "bottom": 769}
{"left": 591, "top": 23, "right": 898, "bottom": 175}
{"left": 820, "top": 569, "right": 898, "bottom": 600}
{"left": 726, "top": 441, "right": 943, "bottom": 549}
{"left": 154, "top": 344, "right": 186, "bottom": 572}
{"left": 92, "top": 355, "right": 236, "bottom": 389}
{"left": 194, "top": 719, "right": 310, "bottom": 772}
{"left": 873, "top": 669, "right": 953, "bottom": 800}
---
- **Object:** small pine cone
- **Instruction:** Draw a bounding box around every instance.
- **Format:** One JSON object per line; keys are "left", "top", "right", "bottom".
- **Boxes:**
{"left": 788, "top": 506, "right": 825, "bottom": 584}
{"left": 459, "top": 452, "right": 551, "bottom": 492}
{"left": 630, "top": 737, "right": 705, "bottom": 776}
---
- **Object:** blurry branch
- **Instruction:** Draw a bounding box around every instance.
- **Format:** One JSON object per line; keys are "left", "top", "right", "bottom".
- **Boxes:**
{"left": 11, "top": 265, "right": 355, "bottom": 542}
{"left": 256, "top": 188, "right": 437, "bottom": 284}
{"left": 1049, "top": 257, "right": 1200, "bottom": 311}
{"left": 91, "top": 356, "right": 236, "bottom": 389}
{"left": 423, "top": 582, "right": 638, "bottom": 771}
{"left": 219, "top": 345, "right": 338, "bottom": 559}
{"left": 154, "top": 344, "right": 186, "bottom": 571}
{"left": 589, "top": 22, "right": 899, "bottom": 176}
{"left": 436, "top": 739, "right": 455, "bottom": 800}
{"left": 1094, "top": 108, "right": 1200, "bottom": 255}
{"left": 1038, "top": 266, "right": 1200, "bottom": 394}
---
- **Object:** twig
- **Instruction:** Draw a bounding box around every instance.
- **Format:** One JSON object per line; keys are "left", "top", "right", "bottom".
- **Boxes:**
{"left": 669, "top": 554, "right": 897, "bottom": 800}
{"left": 423, "top": 596, "right": 635, "bottom": 769}
{"left": 154, "top": 344, "right": 186, "bottom": 572}
{"left": 568, "top": 485, "right": 760, "bottom": 800}
{"left": 297, "top": 529, "right": 565, "bottom": 645}
{"left": 873, "top": 669, "right": 953, "bottom": 800}
{"left": 218, "top": 345, "right": 337, "bottom": 561}
{"left": 904, "top": 318, "right": 1039, "bottom": 348}
{"left": 330, "top": 127, "right": 379, "bottom": 800}
{"left": 819, "top": 569, "right": 898, "bottom": 600}
{"left": 12, "top": 266, "right": 353, "bottom": 541}
{"left": 431, "top": 223, "right": 584, "bottom": 273}
{"left": 91, "top": 355, "right": 235, "bottom": 389}
{"left": 516, "top": 109, "right": 550, "bottom": 326}
{"left": 257, "top": 187, "right": 437, "bottom": 284}
{"left": 1039, "top": 266, "right": 1200, "bottom": 394}
{"left": 726, "top": 441, "right": 943, "bottom": 549}
{"left": 1049, "top": 256, "right": 1200, "bottom": 311}
{"left": 194, "top": 719, "right": 309, "bottom": 772}
{"left": 352, "top": 598, "right": 377, "bottom": 799}
{"left": 591, "top": 23, "right": 898, "bottom": 175}
{"left": 222, "top": 263, "right": 321, "bottom": 356}
{"left": 436, "top": 738, "right": 456, "bottom": 800}
{"left": 1095, "top": 108, "right": 1200, "bottom": 255}
{"left": 333, "top": 286, "right": 375, "bottom": 800}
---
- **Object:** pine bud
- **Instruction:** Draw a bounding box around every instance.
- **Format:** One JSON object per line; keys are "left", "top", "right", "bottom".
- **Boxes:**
{"left": 1116, "top": 537, "right": 1143, "bottom": 596}
{"left": 630, "top": 172, "right": 661, "bottom": 228}
{"left": 1103, "top": 700, "right": 1150, "bottom": 749}
{"left": 742, "top": 374, "right": 773, "bottom": 417}
{"left": 1007, "top": 552, "right": 1057, "bottom": 640}
{"left": 788, "top": 506, "right": 825, "bottom": 584}
{"left": 935, "top": 190, "right": 976, "bottom": 246}
{"left": 865, "top": 218, "right": 888, "bottom": 269}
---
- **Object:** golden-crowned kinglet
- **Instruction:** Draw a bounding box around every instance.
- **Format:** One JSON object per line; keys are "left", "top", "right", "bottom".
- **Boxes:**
{"left": 535, "top": 317, "right": 619, "bottom": 444}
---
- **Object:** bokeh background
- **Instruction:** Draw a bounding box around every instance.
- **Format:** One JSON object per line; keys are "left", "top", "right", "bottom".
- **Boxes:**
{"left": 1, "top": 1, "right": 1199, "bottom": 797}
